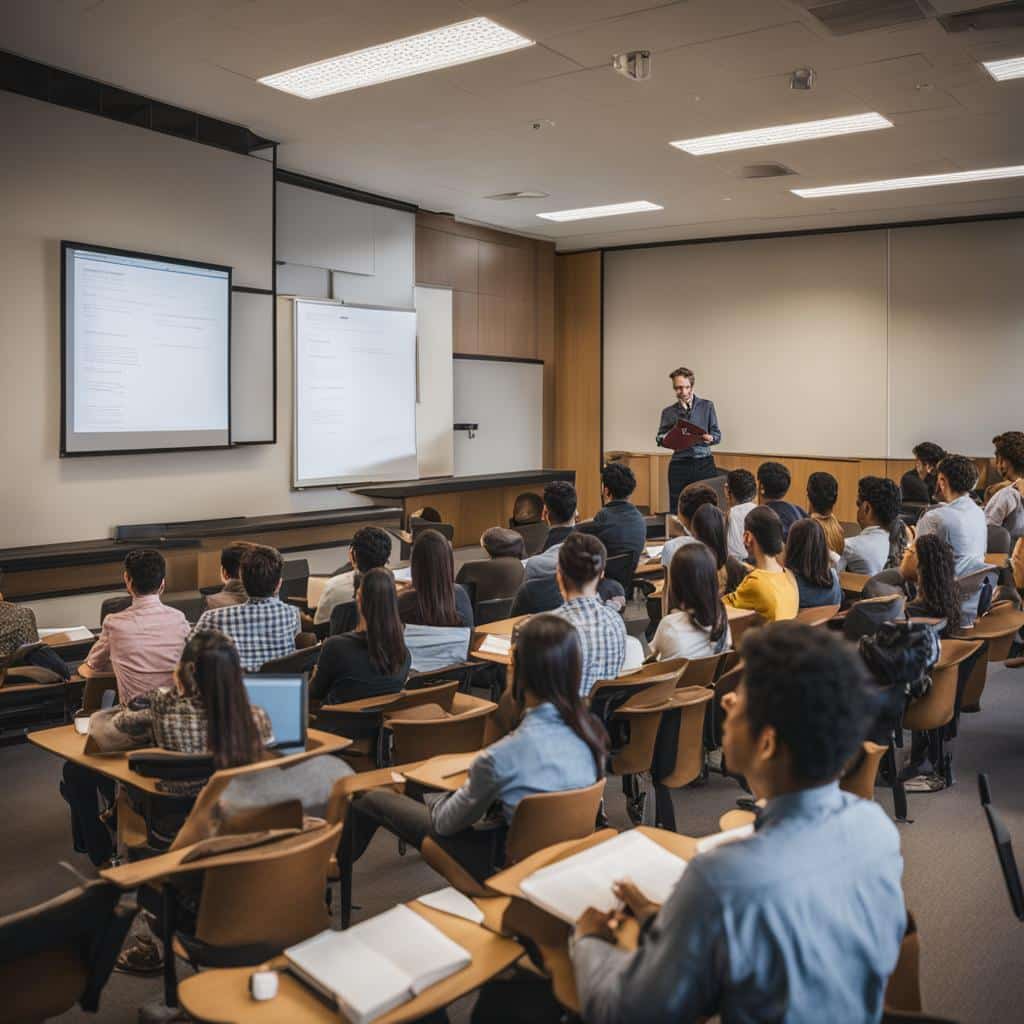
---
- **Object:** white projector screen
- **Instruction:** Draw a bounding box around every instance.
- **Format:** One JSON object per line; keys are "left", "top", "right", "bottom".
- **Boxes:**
{"left": 62, "top": 241, "right": 231, "bottom": 454}
{"left": 293, "top": 299, "right": 418, "bottom": 488}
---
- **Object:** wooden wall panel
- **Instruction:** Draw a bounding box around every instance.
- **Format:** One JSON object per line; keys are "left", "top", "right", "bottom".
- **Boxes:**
{"left": 451, "top": 234, "right": 478, "bottom": 293}
{"left": 415, "top": 227, "right": 451, "bottom": 287}
{"left": 536, "top": 245, "right": 556, "bottom": 468}
{"left": 478, "top": 294, "right": 505, "bottom": 355}
{"left": 452, "top": 290, "right": 478, "bottom": 354}
{"left": 555, "top": 252, "right": 603, "bottom": 519}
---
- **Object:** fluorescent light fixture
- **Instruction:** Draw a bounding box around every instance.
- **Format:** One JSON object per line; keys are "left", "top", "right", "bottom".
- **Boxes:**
{"left": 792, "top": 164, "right": 1024, "bottom": 198}
{"left": 259, "top": 17, "right": 534, "bottom": 99}
{"left": 670, "top": 112, "right": 892, "bottom": 155}
{"left": 536, "top": 201, "right": 663, "bottom": 222}
{"left": 983, "top": 56, "right": 1024, "bottom": 81}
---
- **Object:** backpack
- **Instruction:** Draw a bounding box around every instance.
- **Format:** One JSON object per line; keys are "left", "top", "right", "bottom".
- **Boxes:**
{"left": 859, "top": 619, "right": 941, "bottom": 701}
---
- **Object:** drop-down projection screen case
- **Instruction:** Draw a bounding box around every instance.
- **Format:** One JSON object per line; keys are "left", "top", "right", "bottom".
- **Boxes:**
{"left": 62, "top": 241, "right": 231, "bottom": 455}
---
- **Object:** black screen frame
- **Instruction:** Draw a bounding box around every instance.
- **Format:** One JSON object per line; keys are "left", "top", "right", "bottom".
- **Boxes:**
{"left": 60, "top": 239, "right": 233, "bottom": 457}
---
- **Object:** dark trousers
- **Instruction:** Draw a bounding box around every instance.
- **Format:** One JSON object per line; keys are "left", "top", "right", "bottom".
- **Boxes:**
{"left": 60, "top": 762, "right": 115, "bottom": 866}
{"left": 668, "top": 456, "right": 717, "bottom": 516}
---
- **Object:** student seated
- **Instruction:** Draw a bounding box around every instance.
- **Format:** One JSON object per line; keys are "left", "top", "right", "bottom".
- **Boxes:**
{"left": 510, "top": 491, "right": 544, "bottom": 527}
{"left": 314, "top": 526, "right": 392, "bottom": 627}
{"left": 480, "top": 526, "right": 526, "bottom": 560}
{"left": 660, "top": 483, "right": 718, "bottom": 568}
{"left": 785, "top": 519, "right": 842, "bottom": 609}
{"left": 651, "top": 544, "right": 731, "bottom": 661}
{"left": 203, "top": 542, "right": 252, "bottom": 611}
{"left": 806, "top": 471, "right": 845, "bottom": 557}
{"left": 342, "top": 614, "right": 608, "bottom": 882}
{"left": 577, "top": 463, "right": 647, "bottom": 562}
{"left": 985, "top": 432, "right": 1024, "bottom": 538}
{"left": 901, "top": 441, "right": 945, "bottom": 504}
{"left": 572, "top": 622, "right": 905, "bottom": 1023}
{"left": 524, "top": 482, "right": 579, "bottom": 579}
{"left": 62, "top": 631, "right": 272, "bottom": 869}
{"left": 510, "top": 572, "right": 625, "bottom": 617}
{"left": 689, "top": 503, "right": 750, "bottom": 594}
{"left": 899, "top": 534, "right": 961, "bottom": 633}
{"left": 191, "top": 545, "right": 300, "bottom": 671}
{"left": 756, "top": 461, "right": 807, "bottom": 539}
{"left": 724, "top": 468, "right": 757, "bottom": 561}
{"left": 552, "top": 534, "right": 628, "bottom": 696}
{"left": 310, "top": 568, "right": 410, "bottom": 706}
{"left": 0, "top": 570, "right": 70, "bottom": 678}
{"left": 838, "top": 476, "right": 907, "bottom": 576}
{"left": 80, "top": 549, "right": 190, "bottom": 703}
{"left": 724, "top": 508, "right": 798, "bottom": 622}
{"left": 397, "top": 529, "right": 473, "bottom": 628}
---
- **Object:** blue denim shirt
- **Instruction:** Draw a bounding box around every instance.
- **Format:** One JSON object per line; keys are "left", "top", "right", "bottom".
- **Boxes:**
{"left": 657, "top": 396, "right": 722, "bottom": 461}
{"left": 430, "top": 702, "right": 599, "bottom": 835}
{"left": 574, "top": 783, "right": 905, "bottom": 1024}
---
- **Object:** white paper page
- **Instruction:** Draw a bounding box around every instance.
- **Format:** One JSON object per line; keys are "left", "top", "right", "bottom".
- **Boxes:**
{"left": 393, "top": 566, "right": 413, "bottom": 582}
{"left": 645, "top": 545, "right": 664, "bottom": 559}
{"left": 478, "top": 634, "right": 512, "bottom": 656}
{"left": 416, "top": 887, "right": 485, "bottom": 925}
{"left": 306, "top": 576, "right": 329, "bottom": 608}
{"left": 520, "top": 831, "right": 687, "bottom": 925}
{"left": 39, "top": 626, "right": 94, "bottom": 641}
{"left": 695, "top": 823, "right": 755, "bottom": 854}
{"left": 357, "top": 905, "right": 471, "bottom": 995}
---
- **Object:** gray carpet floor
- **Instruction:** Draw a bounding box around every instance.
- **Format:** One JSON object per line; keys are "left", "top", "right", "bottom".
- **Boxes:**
{"left": 4, "top": 660, "right": 1023, "bottom": 1022}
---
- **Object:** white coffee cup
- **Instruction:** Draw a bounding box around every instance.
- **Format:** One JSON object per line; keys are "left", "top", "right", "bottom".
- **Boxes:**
{"left": 73, "top": 715, "right": 91, "bottom": 735}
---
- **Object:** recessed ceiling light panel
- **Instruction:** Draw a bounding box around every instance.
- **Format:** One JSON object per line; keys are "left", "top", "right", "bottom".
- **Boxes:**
{"left": 983, "top": 56, "right": 1024, "bottom": 81}
{"left": 537, "top": 201, "right": 663, "bottom": 222}
{"left": 792, "top": 164, "right": 1024, "bottom": 198}
{"left": 670, "top": 112, "right": 892, "bottom": 155}
{"left": 259, "top": 17, "right": 534, "bottom": 99}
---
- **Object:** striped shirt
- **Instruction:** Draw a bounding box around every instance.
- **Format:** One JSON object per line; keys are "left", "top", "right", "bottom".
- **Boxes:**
{"left": 553, "top": 596, "right": 627, "bottom": 698}
{"left": 191, "top": 596, "right": 300, "bottom": 671}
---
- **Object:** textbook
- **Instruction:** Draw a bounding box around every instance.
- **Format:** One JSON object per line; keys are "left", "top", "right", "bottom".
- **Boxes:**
{"left": 519, "top": 830, "right": 687, "bottom": 925}
{"left": 285, "top": 905, "right": 471, "bottom": 1024}
{"left": 477, "top": 633, "right": 511, "bottom": 657}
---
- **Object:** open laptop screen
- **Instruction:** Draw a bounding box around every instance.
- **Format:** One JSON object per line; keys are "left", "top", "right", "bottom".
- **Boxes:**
{"left": 243, "top": 674, "right": 307, "bottom": 753}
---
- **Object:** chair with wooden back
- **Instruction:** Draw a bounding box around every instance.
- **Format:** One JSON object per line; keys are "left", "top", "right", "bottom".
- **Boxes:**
{"left": 794, "top": 603, "right": 841, "bottom": 627}
{"left": 386, "top": 694, "right": 496, "bottom": 764}
{"left": 81, "top": 673, "right": 119, "bottom": 713}
{"left": 0, "top": 880, "right": 137, "bottom": 1024}
{"left": 651, "top": 686, "right": 716, "bottom": 831}
{"left": 840, "top": 741, "right": 888, "bottom": 802}
{"left": 955, "top": 602, "right": 1024, "bottom": 712}
{"left": 674, "top": 654, "right": 724, "bottom": 688}
{"left": 511, "top": 521, "right": 550, "bottom": 557}
{"left": 419, "top": 779, "right": 607, "bottom": 899}
{"left": 987, "top": 524, "right": 1012, "bottom": 555}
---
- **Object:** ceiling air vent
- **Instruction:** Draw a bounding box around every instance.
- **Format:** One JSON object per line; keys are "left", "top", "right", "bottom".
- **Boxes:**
{"left": 792, "top": 0, "right": 928, "bottom": 35}
{"left": 937, "top": 1, "right": 1024, "bottom": 32}
{"left": 485, "top": 191, "right": 550, "bottom": 200}
{"left": 740, "top": 163, "right": 798, "bottom": 179}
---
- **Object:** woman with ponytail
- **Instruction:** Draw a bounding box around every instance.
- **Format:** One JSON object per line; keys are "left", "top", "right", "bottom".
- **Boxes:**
{"left": 340, "top": 614, "right": 608, "bottom": 883}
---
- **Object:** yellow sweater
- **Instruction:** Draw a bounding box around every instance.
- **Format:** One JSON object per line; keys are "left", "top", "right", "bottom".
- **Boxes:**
{"left": 724, "top": 568, "right": 799, "bottom": 622}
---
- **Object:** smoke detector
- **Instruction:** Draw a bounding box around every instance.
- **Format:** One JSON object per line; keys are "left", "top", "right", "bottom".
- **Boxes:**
{"left": 611, "top": 50, "right": 652, "bottom": 81}
{"left": 790, "top": 67, "right": 815, "bottom": 90}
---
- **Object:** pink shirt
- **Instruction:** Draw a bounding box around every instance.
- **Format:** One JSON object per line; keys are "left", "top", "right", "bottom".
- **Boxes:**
{"left": 84, "top": 595, "right": 190, "bottom": 704}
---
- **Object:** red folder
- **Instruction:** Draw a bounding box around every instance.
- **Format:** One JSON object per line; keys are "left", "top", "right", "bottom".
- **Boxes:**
{"left": 661, "top": 418, "right": 705, "bottom": 452}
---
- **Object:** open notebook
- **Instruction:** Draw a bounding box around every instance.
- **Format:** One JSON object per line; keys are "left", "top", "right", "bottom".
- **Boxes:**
{"left": 285, "top": 905, "right": 471, "bottom": 1024}
{"left": 477, "top": 634, "right": 511, "bottom": 657}
{"left": 519, "top": 830, "right": 688, "bottom": 925}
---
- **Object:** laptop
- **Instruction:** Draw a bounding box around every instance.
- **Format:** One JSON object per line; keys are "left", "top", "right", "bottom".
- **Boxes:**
{"left": 243, "top": 674, "right": 308, "bottom": 754}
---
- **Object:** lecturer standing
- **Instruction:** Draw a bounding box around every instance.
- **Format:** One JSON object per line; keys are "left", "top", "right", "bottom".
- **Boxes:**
{"left": 656, "top": 366, "right": 721, "bottom": 516}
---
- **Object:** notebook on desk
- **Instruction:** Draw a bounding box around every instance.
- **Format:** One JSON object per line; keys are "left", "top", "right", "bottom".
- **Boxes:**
{"left": 285, "top": 905, "right": 471, "bottom": 1024}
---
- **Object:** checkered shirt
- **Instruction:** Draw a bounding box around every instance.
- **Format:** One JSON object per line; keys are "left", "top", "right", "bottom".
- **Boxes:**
{"left": 553, "top": 596, "right": 627, "bottom": 697}
{"left": 191, "top": 597, "right": 300, "bottom": 671}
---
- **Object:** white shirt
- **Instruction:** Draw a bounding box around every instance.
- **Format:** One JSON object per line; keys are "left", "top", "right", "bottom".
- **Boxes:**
{"left": 838, "top": 526, "right": 890, "bottom": 576}
{"left": 313, "top": 570, "right": 356, "bottom": 625}
{"left": 660, "top": 534, "right": 699, "bottom": 568}
{"left": 727, "top": 501, "right": 757, "bottom": 560}
{"left": 651, "top": 609, "right": 731, "bottom": 662}
{"left": 985, "top": 484, "right": 1024, "bottom": 539}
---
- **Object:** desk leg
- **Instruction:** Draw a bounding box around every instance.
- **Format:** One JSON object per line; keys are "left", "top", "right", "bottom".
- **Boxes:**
{"left": 161, "top": 885, "right": 178, "bottom": 1008}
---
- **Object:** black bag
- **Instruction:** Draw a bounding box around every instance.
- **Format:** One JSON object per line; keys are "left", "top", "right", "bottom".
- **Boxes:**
{"left": 859, "top": 619, "right": 941, "bottom": 701}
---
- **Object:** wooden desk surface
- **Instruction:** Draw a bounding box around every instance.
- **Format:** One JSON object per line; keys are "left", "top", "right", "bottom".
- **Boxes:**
{"left": 177, "top": 902, "right": 523, "bottom": 1024}
{"left": 839, "top": 571, "right": 870, "bottom": 595}
{"left": 401, "top": 751, "right": 477, "bottom": 792}
{"left": 473, "top": 615, "right": 529, "bottom": 637}
{"left": 28, "top": 725, "right": 350, "bottom": 793}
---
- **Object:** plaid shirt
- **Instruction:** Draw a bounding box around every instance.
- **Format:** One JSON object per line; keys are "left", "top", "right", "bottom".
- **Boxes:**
{"left": 106, "top": 686, "right": 273, "bottom": 752}
{"left": 191, "top": 597, "right": 300, "bottom": 671}
{"left": 553, "top": 596, "right": 627, "bottom": 698}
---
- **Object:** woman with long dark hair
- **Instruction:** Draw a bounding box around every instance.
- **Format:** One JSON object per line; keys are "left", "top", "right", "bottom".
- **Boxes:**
{"left": 397, "top": 528, "right": 473, "bottom": 627}
{"left": 340, "top": 615, "right": 608, "bottom": 882}
{"left": 785, "top": 518, "right": 843, "bottom": 609}
{"left": 690, "top": 503, "right": 750, "bottom": 594}
{"left": 901, "top": 534, "right": 961, "bottom": 634}
{"left": 652, "top": 544, "right": 731, "bottom": 660}
{"left": 311, "top": 568, "right": 411, "bottom": 705}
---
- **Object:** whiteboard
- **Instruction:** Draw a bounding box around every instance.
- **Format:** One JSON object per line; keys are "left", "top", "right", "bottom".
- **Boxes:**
{"left": 453, "top": 358, "right": 543, "bottom": 476}
{"left": 293, "top": 300, "right": 418, "bottom": 488}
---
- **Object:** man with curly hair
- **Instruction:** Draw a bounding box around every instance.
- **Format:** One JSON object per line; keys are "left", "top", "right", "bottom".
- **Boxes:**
{"left": 838, "top": 476, "right": 906, "bottom": 576}
{"left": 986, "top": 432, "right": 1024, "bottom": 539}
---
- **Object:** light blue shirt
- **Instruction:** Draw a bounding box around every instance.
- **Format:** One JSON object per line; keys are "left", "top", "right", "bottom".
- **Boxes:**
{"left": 524, "top": 544, "right": 561, "bottom": 581}
{"left": 838, "top": 525, "right": 890, "bottom": 575}
{"left": 660, "top": 533, "right": 699, "bottom": 568}
{"left": 915, "top": 494, "right": 987, "bottom": 575}
{"left": 573, "top": 783, "right": 905, "bottom": 1024}
{"left": 430, "top": 702, "right": 598, "bottom": 835}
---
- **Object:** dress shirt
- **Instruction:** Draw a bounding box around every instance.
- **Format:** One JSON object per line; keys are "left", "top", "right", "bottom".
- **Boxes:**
{"left": 727, "top": 502, "right": 757, "bottom": 560}
{"left": 431, "top": 702, "right": 598, "bottom": 834}
{"left": 191, "top": 596, "right": 300, "bottom": 672}
{"left": 553, "top": 596, "right": 627, "bottom": 697}
{"left": 838, "top": 525, "right": 890, "bottom": 576}
{"left": 656, "top": 396, "right": 721, "bottom": 462}
{"left": 84, "top": 595, "right": 190, "bottom": 704}
{"left": 576, "top": 500, "right": 647, "bottom": 562}
{"left": 660, "top": 534, "right": 699, "bottom": 568}
{"left": 313, "top": 570, "right": 356, "bottom": 625}
{"left": 0, "top": 601, "right": 38, "bottom": 659}
{"left": 204, "top": 579, "right": 247, "bottom": 611}
{"left": 915, "top": 495, "right": 987, "bottom": 575}
{"left": 985, "top": 484, "right": 1024, "bottom": 538}
{"left": 573, "top": 782, "right": 905, "bottom": 1024}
